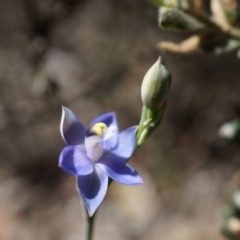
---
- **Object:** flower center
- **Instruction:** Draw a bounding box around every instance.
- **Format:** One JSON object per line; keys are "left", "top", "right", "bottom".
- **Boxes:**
{"left": 85, "top": 122, "right": 116, "bottom": 162}
{"left": 87, "top": 122, "right": 107, "bottom": 137}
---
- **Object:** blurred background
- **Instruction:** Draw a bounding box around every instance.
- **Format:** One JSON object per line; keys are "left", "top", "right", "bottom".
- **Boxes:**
{"left": 1, "top": 0, "right": 240, "bottom": 239}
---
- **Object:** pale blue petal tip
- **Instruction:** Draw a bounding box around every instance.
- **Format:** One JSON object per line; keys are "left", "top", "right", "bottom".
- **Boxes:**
{"left": 97, "top": 152, "right": 143, "bottom": 185}
{"left": 111, "top": 125, "right": 137, "bottom": 159}
{"left": 60, "top": 107, "right": 86, "bottom": 146}
{"left": 77, "top": 166, "right": 108, "bottom": 216}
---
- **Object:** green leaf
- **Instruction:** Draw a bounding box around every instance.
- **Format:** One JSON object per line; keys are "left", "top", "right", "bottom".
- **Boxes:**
{"left": 158, "top": 7, "right": 205, "bottom": 31}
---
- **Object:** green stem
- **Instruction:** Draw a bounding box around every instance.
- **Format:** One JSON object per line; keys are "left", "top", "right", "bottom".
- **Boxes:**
{"left": 82, "top": 204, "right": 96, "bottom": 240}
{"left": 86, "top": 213, "right": 95, "bottom": 240}
{"left": 136, "top": 101, "right": 166, "bottom": 147}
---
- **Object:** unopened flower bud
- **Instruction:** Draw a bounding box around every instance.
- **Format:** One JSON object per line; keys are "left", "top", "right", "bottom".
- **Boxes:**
{"left": 141, "top": 57, "right": 171, "bottom": 109}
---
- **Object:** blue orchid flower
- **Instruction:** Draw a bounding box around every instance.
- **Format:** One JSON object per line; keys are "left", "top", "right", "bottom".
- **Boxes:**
{"left": 59, "top": 107, "right": 143, "bottom": 216}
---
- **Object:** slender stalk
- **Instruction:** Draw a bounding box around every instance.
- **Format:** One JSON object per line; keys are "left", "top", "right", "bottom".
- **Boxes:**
{"left": 81, "top": 201, "right": 96, "bottom": 240}
{"left": 86, "top": 213, "right": 95, "bottom": 240}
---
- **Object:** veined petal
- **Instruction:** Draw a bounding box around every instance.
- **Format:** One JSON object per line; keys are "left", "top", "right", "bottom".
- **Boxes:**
{"left": 111, "top": 126, "right": 137, "bottom": 160}
{"left": 97, "top": 153, "right": 143, "bottom": 185}
{"left": 59, "top": 146, "right": 94, "bottom": 176}
{"left": 85, "top": 136, "right": 104, "bottom": 162}
{"left": 77, "top": 165, "right": 108, "bottom": 216}
{"left": 89, "top": 112, "right": 118, "bottom": 148}
{"left": 60, "top": 106, "right": 86, "bottom": 145}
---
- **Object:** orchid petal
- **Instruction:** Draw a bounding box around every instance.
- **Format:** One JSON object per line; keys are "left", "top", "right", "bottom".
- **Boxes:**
{"left": 89, "top": 112, "right": 118, "bottom": 148}
{"left": 59, "top": 146, "right": 94, "bottom": 176}
{"left": 111, "top": 126, "right": 137, "bottom": 159}
{"left": 85, "top": 136, "right": 104, "bottom": 162}
{"left": 77, "top": 165, "right": 108, "bottom": 216}
{"left": 97, "top": 153, "right": 143, "bottom": 185}
{"left": 60, "top": 106, "right": 86, "bottom": 145}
